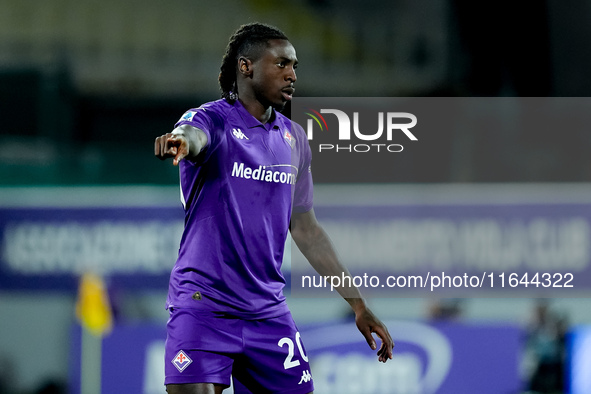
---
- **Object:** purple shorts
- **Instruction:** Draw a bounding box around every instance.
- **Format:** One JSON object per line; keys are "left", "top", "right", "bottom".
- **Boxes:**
{"left": 164, "top": 308, "right": 314, "bottom": 394}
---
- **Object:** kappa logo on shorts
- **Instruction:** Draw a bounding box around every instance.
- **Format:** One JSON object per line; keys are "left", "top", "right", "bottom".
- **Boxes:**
{"left": 298, "top": 369, "right": 312, "bottom": 384}
{"left": 172, "top": 350, "right": 193, "bottom": 372}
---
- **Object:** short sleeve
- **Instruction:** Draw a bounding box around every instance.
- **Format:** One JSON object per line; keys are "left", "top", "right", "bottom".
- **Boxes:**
{"left": 174, "top": 107, "right": 221, "bottom": 164}
{"left": 292, "top": 123, "right": 314, "bottom": 213}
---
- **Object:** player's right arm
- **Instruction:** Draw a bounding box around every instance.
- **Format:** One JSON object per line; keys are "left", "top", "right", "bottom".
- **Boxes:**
{"left": 154, "top": 124, "right": 208, "bottom": 166}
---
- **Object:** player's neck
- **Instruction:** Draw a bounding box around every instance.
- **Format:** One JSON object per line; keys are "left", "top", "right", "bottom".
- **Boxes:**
{"left": 238, "top": 97, "right": 273, "bottom": 124}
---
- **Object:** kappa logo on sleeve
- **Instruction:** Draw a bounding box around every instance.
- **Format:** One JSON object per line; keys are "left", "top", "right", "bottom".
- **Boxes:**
{"left": 172, "top": 350, "right": 193, "bottom": 372}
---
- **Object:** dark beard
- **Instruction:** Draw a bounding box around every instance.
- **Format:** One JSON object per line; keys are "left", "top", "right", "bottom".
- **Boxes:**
{"left": 253, "top": 85, "right": 286, "bottom": 113}
{"left": 272, "top": 101, "right": 287, "bottom": 112}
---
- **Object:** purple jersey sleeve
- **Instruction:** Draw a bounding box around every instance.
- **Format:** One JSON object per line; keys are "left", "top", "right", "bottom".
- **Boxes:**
{"left": 291, "top": 121, "right": 314, "bottom": 213}
{"left": 174, "top": 106, "right": 223, "bottom": 164}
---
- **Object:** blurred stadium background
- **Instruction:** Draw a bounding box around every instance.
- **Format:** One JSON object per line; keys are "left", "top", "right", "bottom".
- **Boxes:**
{"left": 2, "top": 0, "right": 591, "bottom": 393}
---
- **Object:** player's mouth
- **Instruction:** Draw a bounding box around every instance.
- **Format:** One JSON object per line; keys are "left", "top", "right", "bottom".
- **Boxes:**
{"left": 281, "top": 87, "right": 295, "bottom": 101}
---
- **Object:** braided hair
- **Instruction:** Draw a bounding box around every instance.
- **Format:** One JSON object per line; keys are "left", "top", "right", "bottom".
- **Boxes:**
{"left": 219, "top": 23, "right": 288, "bottom": 101}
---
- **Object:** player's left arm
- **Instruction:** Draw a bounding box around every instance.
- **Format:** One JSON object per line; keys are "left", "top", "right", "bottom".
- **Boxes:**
{"left": 290, "top": 208, "right": 394, "bottom": 363}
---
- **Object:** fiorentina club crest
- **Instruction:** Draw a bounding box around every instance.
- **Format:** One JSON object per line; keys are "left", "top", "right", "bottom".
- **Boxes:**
{"left": 172, "top": 350, "right": 193, "bottom": 372}
{"left": 283, "top": 130, "right": 295, "bottom": 149}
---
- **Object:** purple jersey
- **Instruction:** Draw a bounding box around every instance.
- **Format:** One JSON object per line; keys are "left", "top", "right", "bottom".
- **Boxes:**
{"left": 166, "top": 99, "right": 313, "bottom": 319}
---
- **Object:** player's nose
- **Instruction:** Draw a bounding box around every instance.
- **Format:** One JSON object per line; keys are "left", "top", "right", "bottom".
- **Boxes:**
{"left": 286, "top": 67, "right": 297, "bottom": 83}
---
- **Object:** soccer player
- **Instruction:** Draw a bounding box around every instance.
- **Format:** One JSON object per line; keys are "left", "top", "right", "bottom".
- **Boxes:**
{"left": 154, "top": 23, "right": 393, "bottom": 394}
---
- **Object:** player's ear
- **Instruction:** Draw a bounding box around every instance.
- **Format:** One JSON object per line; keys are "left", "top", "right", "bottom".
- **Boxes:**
{"left": 238, "top": 57, "right": 253, "bottom": 76}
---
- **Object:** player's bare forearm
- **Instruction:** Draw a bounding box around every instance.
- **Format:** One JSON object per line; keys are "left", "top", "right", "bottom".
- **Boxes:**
{"left": 290, "top": 208, "right": 395, "bottom": 362}
{"left": 290, "top": 209, "right": 363, "bottom": 301}
{"left": 154, "top": 125, "right": 207, "bottom": 165}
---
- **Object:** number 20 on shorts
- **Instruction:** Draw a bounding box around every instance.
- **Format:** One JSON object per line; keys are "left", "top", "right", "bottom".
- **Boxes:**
{"left": 278, "top": 332, "right": 309, "bottom": 369}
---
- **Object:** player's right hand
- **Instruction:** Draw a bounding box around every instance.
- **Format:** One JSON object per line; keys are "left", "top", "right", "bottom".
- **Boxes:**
{"left": 154, "top": 132, "right": 189, "bottom": 166}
